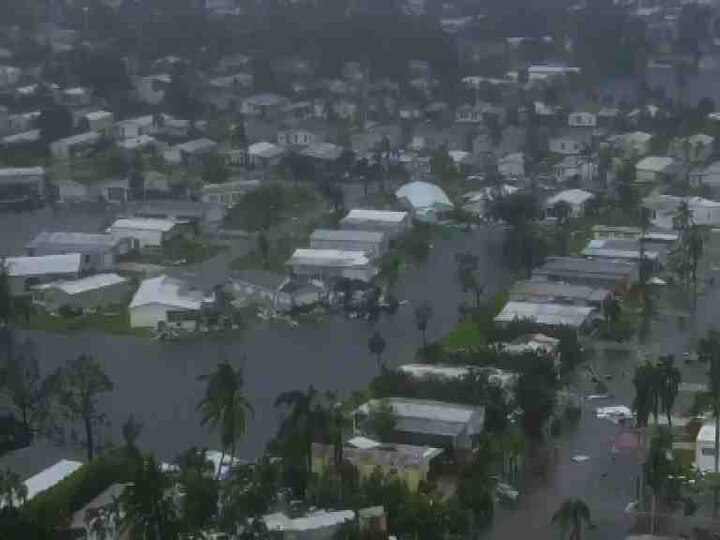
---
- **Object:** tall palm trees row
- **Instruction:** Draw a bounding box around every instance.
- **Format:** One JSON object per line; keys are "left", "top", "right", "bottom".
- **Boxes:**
{"left": 632, "top": 354, "right": 681, "bottom": 429}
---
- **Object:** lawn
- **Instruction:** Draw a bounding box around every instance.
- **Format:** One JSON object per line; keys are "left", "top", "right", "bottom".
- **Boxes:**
{"left": 15, "top": 308, "right": 151, "bottom": 338}
{"left": 232, "top": 234, "right": 297, "bottom": 273}
{"left": 442, "top": 319, "right": 488, "bottom": 350}
{"left": 224, "top": 184, "right": 321, "bottom": 232}
{"left": 128, "top": 237, "right": 225, "bottom": 266}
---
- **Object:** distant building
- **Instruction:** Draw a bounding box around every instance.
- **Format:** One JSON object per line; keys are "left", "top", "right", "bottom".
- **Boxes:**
{"left": 287, "top": 249, "right": 378, "bottom": 282}
{"left": 0, "top": 167, "right": 45, "bottom": 201}
{"left": 567, "top": 111, "right": 597, "bottom": 128}
{"left": 509, "top": 280, "right": 610, "bottom": 307}
{"left": 33, "top": 273, "right": 132, "bottom": 312}
{"left": 127, "top": 200, "right": 225, "bottom": 234}
{"left": 340, "top": 209, "right": 410, "bottom": 238}
{"left": 642, "top": 194, "right": 720, "bottom": 229}
{"left": 201, "top": 179, "right": 260, "bottom": 207}
{"left": 546, "top": 189, "right": 594, "bottom": 217}
{"left": 240, "top": 93, "right": 290, "bottom": 118}
{"left": 227, "top": 270, "right": 322, "bottom": 313}
{"left": 262, "top": 509, "right": 356, "bottom": 539}
{"left": 109, "top": 218, "right": 182, "bottom": 248}
{"left": 696, "top": 422, "right": 717, "bottom": 473}
{"left": 111, "top": 115, "right": 154, "bottom": 140}
{"left": 671, "top": 133, "right": 714, "bottom": 164}
{"left": 635, "top": 156, "right": 676, "bottom": 185}
{"left": 50, "top": 131, "right": 102, "bottom": 161}
{"left": 81, "top": 110, "right": 114, "bottom": 132}
{"left": 135, "top": 74, "right": 171, "bottom": 106}
{"left": 4, "top": 253, "right": 83, "bottom": 295}
{"left": 129, "top": 275, "right": 203, "bottom": 330}
{"left": 494, "top": 301, "right": 595, "bottom": 332}
{"left": 608, "top": 131, "right": 652, "bottom": 159}
{"left": 395, "top": 181, "right": 453, "bottom": 222}
{"left": 532, "top": 256, "right": 638, "bottom": 290}
{"left": 549, "top": 136, "right": 583, "bottom": 155}
{"left": 354, "top": 398, "right": 484, "bottom": 450}
{"left": 26, "top": 232, "right": 132, "bottom": 271}
{"left": 310, "top": 229, "right": 388, "bottom": 258}
{"left": 581, "top": 238, "right": 661, "bottom": 265}
{"left": 498, "top": 152, "right": 525, "bottom": 179}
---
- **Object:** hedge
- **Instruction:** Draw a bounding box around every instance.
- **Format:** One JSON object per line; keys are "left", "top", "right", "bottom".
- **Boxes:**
{"left": 22, "top": 450, "right": 136, "bottom": 535}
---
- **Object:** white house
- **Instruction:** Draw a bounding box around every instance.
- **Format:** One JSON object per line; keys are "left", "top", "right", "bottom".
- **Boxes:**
{"left": 33, "top": 273, "right": 132, "bottom": 312}
{"left": 129, "top": 275, "right": 203, "bottom": 329}
{"left": 642, "top": 195, "right": 720, "bottom": 229}
{"left": 263, "top": 510, "right": 356, "bottom": 539}
{"left": 553, "top": 156, "right": 595, "bottom": 183}
{"left": 240, "top": 93, "right": 290, "bottom": 117}
{"left": 340, "top": 209, "right": 411, "bottom": 238}
{"left": 277, "top": 127, "right": 322, "bottom": 147}
{"left": 395, "top": 181, "right": 453, "bottom": 222}
{"left": 26, "top": 231, "right": 131, "bottom": 271}
{"left": 691, "top": 161, "right": 720, "bottom": 189}
{"left": 671, "top": 133, "right": 715, "bottom": 164}
{"left": 0, "top": 167, "right": 45, "bottom": 199}
{"left": 247, "top": 141, "right": 285, "bottom": 169}
{"left": 82, "top": 110, "right": 114, "bottom": 132}
{"left": 50, "top": 132, "right": 102, "bottom": 161}
{"left": 494, "top": 301, "right": 595, "bottom": 332}
{"left": 287, "top": 249, "right": 378, "bottom": 282}
{"left": 527, "top": 65, "right": 580, "bottom": 82}
{"left": 609, "top": 131, "right": 652, "bottom": 159}
{"left": 201, "top": 180, "right": 260, "bottom": 207}
{"left": 696, "top": 422, "right": 720, "bottom": 473}
{"left": 549, "top": 136, "right": 583, "bottom": 155}
{"left": 635, "top": 156, "right": 676, "bottom": 185}
{"left": 111, "top": 115, "right": 154, "bottom": 140}
{"left": 546, "top": 189, "right": 594, "bottom": 217}
{"left": 4, "top": 253, "right": 83, "bottom": 295}
{"left": 135, "top": 74, "right": 171, "bottom": 106}
{"left": 567, "top": 111, "right": 597, "bottom": 128}
{"left": 108, "top": 217, "right": 181, "bottom": 248}
{"left": 498, "top": 152, "right": 525, "bottom": 179}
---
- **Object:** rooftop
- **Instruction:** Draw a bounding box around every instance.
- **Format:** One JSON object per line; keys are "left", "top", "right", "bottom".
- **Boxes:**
{"left": 300, "top": 142, "right": 344, "bottom": 161}
{"left": 129, "top": 275, "right": 203, "bottom": 311}
{"left": 395, "top": 181, "right": 453, "bottom": 210}
{"left": 636, "top": 156, "right": 674, "bottom": 172}
{"left": 547, "top": 189, "right": 593, "bottom": 207}
{"left": 495, "top": 301, "right": 595, "bottom": 328}
{"left": 509, "top": 280, "right": 610, "bottom": 304}
{"left": 264, "top": 510, "right": 355, "bottom": 533}
{"left": 310, "top": 229, "right": 386, "bottom": 243}
{"left": 5, "top": 253, "right": 81, "bottom": 277}
{"left": 44, "top": 273, "right": 129, "bottom": 296}
{"left": 357, "top": 397, "right": 482, "bottom": 425}
{"left": 230, "top": 269, "right": 287, "bottom": 291}
{"left": 534, "top": 256, "right": 637, "bottom": 279}
{"left": 177, "top": 138, "right": 217, "bottom": 154}
{"left": 110, "top": 217, "right": 178, "bottom": 232}
{"left": 0, "top": 167, "right": 44, "bottom": 178}
{"left": 24, "top": 460, "right": 83, "bottom": 503}
{"left": 248, "top": 141, "right": 284, "bottom": 159}
{"left": 287, "top": 249, "right": 371, "bottom": 268}
{"left": 342, "top": 209, "right": 408, "bottom": 223}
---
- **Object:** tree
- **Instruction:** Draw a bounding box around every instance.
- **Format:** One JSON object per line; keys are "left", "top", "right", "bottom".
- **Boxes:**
{"left": 0, "top": 467, "right": 27, "bottom": 508}
{"left": 48, "top": 354, "right": 113, "bottom": 460}
{"left": 551, "top": 200, "right": 572, "bottom": 225}
{"left": 128, "top": 154, "right": 144, "bottom": 201}
{"left": 365, "top": 399, "right": 396, "bottom": 441}
{"left": 122, "top": 455, "right": 177, "bottom": 539}
{"left": 257, "top": 232, "right": 270, "bottom": 270}
{"left": 687, "top": 224, "right": 704, "bottom": 295}
{"left": 456, "top": 447, "right": 496, "bottom": 537}
{"left": 657, "top": 355, "right": 681, "bottom": 429}
{"left": 601, "top": 295, "right": 621, "bottom": 327}
{"left": 367, "top": 331, "right": 386, "bottom": 372}
{"left": 121, "top": 414, "right": 143, "bottom": 454}
{"left": 0, "top": 338, "right": 51, "bottom": 443}
{"left": 37, "top": 104, "right": 72, "bottom": 145}
{"left": 515, "top": 360, "right": 556, "bottom": 440}
{"left": 202, "top": 154, "right": 229, "bottom": 184}
{"left": 633, "top": 361, "right": 660, "bottom": 427}
{"left": 0, "top": 262, "right": 11, "bottom": 329}
{"left": 551, "top": 498, "right": 593, "bottom": 540}
{"left": 644, "top": 430, "right": 675, "bottom": 533}
{"left": 455, "top": 252, "right": 483, "bottom": 310}
{"left": 699, "top": 330, "right": 720, "bottom": 514}
{"left": 198, "top": 361, "right": 253, "bottom": 480}
{"left": 414, "top": 301, "right": 433, "bottom": 346}
{"left": 176, "top": 447, "right": 218, "bottom": 535}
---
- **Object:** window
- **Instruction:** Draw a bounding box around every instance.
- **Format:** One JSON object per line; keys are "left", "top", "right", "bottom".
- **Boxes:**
{"left": 703, "top": 447, "right": 716, "bottom": 456}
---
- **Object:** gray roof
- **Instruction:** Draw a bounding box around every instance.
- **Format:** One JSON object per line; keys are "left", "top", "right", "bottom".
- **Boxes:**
{"left": 509, "top": 280, "right": 610, "bottom": 304}
{"left": 310, "top": 229, "right": 386, "bottom": 243}
{"left": 129, "top": 200, "right": 211, "bottom": 219}
{"left": 27, "top": 232, "right": 118, "bottom": 253}
{"left": 533, "top": 257, "right": 637, "bottom": 281}
{"left": 230, "top": 269, "right": 286, "bottom": 291}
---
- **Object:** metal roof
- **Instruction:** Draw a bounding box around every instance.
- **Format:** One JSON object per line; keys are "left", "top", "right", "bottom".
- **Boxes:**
{"left": 47, "top": 273, "right": 128, "bottom": 295}
{"left": 23, "top": 460, "right": 83, "bottom": 503}
{"left": 310, "top": 229, "right": 386, "bottom": 243}
{"left": 509, "top": 280, "right": 610, "bottom": 304}
{"left": 287, "top": 248, "right": 371, "bottom": 268}
{"left": 27, "top": 231, "right": 118, "bottom": 252}
{"left": 129, "top": 275, "right": 203, "bottom": 310}
{"left": 110, "top": 218, "right": 178, "bottom": 232}
{"left": 342, "top": 209, "right": 408, "bottom": 223}
{"left": 495, "top": 301, "right": 594, "bottom": 328}
{"left": 5, "top": 253, "right": 81, "bottom": 277}
{"left": 534, "top": 256, "right": 637, "bottom": 279}
{"left": 357, "top": 397, "right": 482, "bottom": 426}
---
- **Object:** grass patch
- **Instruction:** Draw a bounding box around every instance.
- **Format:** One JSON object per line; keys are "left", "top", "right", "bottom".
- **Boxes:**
{"left": 224, "top": 184, "right": 321, "bottom": 232}
{"left": 127, "top": 237, "right": 225, "bottom": 265}
{"left": 15, "top": 309, "right": 151, "bottom": 338}
{"left": 442, "top": 319, "right": 488, "bottom": 350}
{"left": 232, "top": 234, "right": 296, "bottom": 273}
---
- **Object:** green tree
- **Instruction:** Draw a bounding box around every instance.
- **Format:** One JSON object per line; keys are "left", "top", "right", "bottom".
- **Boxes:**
{"left": 37, "top": 104, "right": 72, "bottom": 145}
{"left": 601, "top": 295, "right": 621, "bottom": 327}
{"left": 122, "top": 455, "right": 177, "bottom": 539}
{"left": 176, "top": 447, "right": 219, "bottom": 535}
{"left": 633, "top": 361, "right": 660, "bottom": 427}
{"left": 456, "top": 448, "right": 496, "bottom": 537}
{"left": 47, "top": 354, "right": 113, "bottom": 460}
{"left": 0, "top": 467, "right": 27, "bottom": 508}
{"left": 257, "top": 232, "right": 270, "bottom": 270}
{"left": 414, "top": 301, "right": 433, "bottom": 346}
{"left": 455, "top": 252, "right": 483, "bottom": 310}
{"left": 0, "top": 261, "right": 11, "bottom": 329}
{"left": 198, "top": 361, "right": 253, "bottom": 480}
{"left": 202, "top": 154, "right": 229, "bottom": 184}
{"left": 365, "top": 399, "right": 396, "bottom": 441}
{"left": 644, "top": 430, "right": 675, "bottom": 533}
{"left": 367, "top": 331, "right": 386, "bottom": 372}
{"left": 551, "top": 498, "right": 593, "bottom": 540}
{"left": 515, "top": 359, "right": 556, "bottom": 440}
{"left": 657, "top": 355, "right": 681, "bottom": 429}
{"left": 687, "top": 224, "right": 704, "bottom": 295}
{"left": 699, "top": 330, "right": 720, "bottom": 514}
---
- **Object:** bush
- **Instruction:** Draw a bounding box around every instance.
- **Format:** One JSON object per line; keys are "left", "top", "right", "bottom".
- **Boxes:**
{"left": 23, "top": 450, "right": 136, "bottom": 534}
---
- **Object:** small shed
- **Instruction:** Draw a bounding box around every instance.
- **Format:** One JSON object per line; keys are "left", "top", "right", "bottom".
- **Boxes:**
{"left": 33, "top": 273, "right": 132, "bottom": 312}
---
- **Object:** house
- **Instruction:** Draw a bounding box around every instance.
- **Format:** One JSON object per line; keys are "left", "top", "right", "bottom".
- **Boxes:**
{"left": 642, "top": 194, "right": 720, "bottom": 229}
{"left": 228, "top": 270, "right": 322, "bottom": 313}
{"left": 498, "top": 152, "right": 525, "bottom": 179}
{"left": 509, "top": 280, "right": 610, "bottom": 307}
{"left": 395, "top": 181, "right": 453, "bottom": 222}
{"left": 4, "top": 254, "right": 83, "bottom": 295}
{"left": 81, "top": 110, "right": 114, "bottom": 132}
{"left": 263, "top": 509, "right": 356, "bottom": 539}
{"left": 1, "top": 129, "right": 41, "bottom": 147}
{"left": 26, "top": 232, "right": 132, "bottom": 271}
{"left": 608, "top": 131, "right": 653, "bottom": 159}
{"left": 67, "top": 483, "right": 127, "bottom": 539}
{"left": 287, "top": 249, "right": 378, "bottom": 282}
{"left": 549, "top": 136, "right": 583, "bottom": 155}
{"left": 499, "top": 334, "right": 562, "bottom": 371}
{"left": 21, "top": 460, "right": 83, "bottom": 505}
{"left": 567, "top": 111, "right": 597, "bottom": 128}
{"left": 635, "top": 156, "right": 676, "bottom": 185}
{"left": 532, "top": 256, "right": 638, "bottom": 290}
{"left": 129, "top": 275, "right": 203, "bottom": 330}
{"left": 354, "top": 398, "right": 485, "bottom": 450}
{"left": 312, "top": 438, "right": 443, "bottom": 491}
{"left": 240, "top": 93, "right": 290, "bottom": 118}
{"left": 398, "top": 364, "right": 517, "bottom": 395}
{"left": 350, "top": 124, "right": 402, "bottom": 158}
{"left": 300, "top": 142, "right": 344, "bottom": 163}
{"left": 127, "top": 200, "right": 225, "bottom": 234}
{"left": 494, "top": 301, "right": 595, "bottom": 332}
{"left": 546, "top": 189, "right": 594, "bottom": 218}
{"left": 581, "top": 238, "right": 661, "bottom": 265}
{"left": 108, "top": 218, "right": 182, "bottom": 248}
{"left": 111, "top": 115, "right": 154, "bottom": 140}
{"left": 454, "top": 104, "right": 485, "bottom": 124}
{"left": 201, "top": 179, "right": 260, "bottom": 207}
{"left": 50, "top": 131, "right": 102, "bottom": 161}
{"left": 33, "top": 273, "right": 132, "bottom": 312}
{"left": 310, "top": 229, "right": 388, "bottom": 258}
{"left": 671, "top": 133, "right": 714, "bottom": 164}
{"left": 462, "top": 185, "right": 518, "bottom": 218}
{"left": 696, "top": 422, "right": 718, "bottom": 473}
{"left": 340, "top": 209, "right": 410, "bottom": 238}
{"left": 690, "top": 160, "right": 720, "bottom": 189}
{"left": 176, "top": 138, "right": 218, "bottom": 166}
{"left": 247, "top": 141, "right": 285, "bottom": 172}
{"left": 552, "top": 156, "right": 595, "bottom": 184}
{"left": 93, "top": 177, "right": 132, "bottom": 203}
{"left": 135, "top": 74, "right": 171, "bottom": 105}
{"left": 0, "top": 167, "right": 46, "bottom": 200}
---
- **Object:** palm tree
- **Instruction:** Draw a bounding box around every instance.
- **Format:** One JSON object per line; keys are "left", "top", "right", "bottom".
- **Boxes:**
{"left": 198, "top": 360, "right": 254, "bottom": 480}
{"left": 457, "top": 448, "right": 496, "bottom": 538}
{"left": 699, "top": 330, "right": 720, "bottom": 515}
{"left": 414, "top": 301, "right": 434, "bottom": 346}
{"left": 657, "top": 355, "right": 681, "bottom": 429}
{"left": 367, "top": 331, "right": 386, "bottom": 371}
{"left": 551, "top": 498, "right": 593, "bottom": 540}
{"left": 633, "top": 361, "right": 660, "bottom": 427}
{"left": 687, "top": 224, "right": 704, "bottom": 296}
{"left": 121, "top": 455, "right": 176, "bottom": 539}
